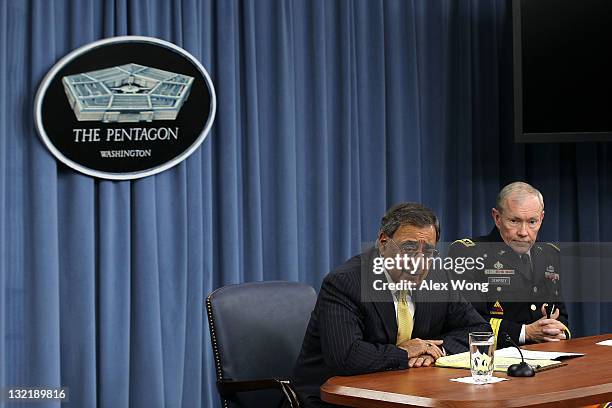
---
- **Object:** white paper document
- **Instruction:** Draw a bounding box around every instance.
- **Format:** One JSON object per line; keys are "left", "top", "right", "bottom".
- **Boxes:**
{"left": 495, "top": 347, "right": 584, "bottom": 360}
{"left": 450, "top": 376, "right": 508, "bottom": 385}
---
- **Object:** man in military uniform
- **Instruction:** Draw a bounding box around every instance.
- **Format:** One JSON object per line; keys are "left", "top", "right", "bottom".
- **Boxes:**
{"left": 448, "top": 182, "right": 570, "bottom": 348}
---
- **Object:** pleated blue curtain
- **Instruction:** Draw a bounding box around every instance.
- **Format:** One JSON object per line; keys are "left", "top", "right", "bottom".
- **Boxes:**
{"left": 1, "top": 1, "right": 611, "bottom": 408}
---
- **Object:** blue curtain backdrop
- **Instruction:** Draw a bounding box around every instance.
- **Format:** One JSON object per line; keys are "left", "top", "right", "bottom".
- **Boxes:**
{"left": 1, "top": 0, "right": 611, "bottom": 407}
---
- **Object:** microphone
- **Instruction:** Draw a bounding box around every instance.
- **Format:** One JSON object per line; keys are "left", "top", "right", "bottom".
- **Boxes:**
{"left": 502, "top": 332, "right": 535, "bottom": 377}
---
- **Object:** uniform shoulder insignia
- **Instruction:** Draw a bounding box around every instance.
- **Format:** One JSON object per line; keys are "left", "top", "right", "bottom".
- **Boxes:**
{"left": 545, "top": 242, "right": 560, "bottom": 252}
{"left": 452, "top": 238, "right": 475, "bottom": 247}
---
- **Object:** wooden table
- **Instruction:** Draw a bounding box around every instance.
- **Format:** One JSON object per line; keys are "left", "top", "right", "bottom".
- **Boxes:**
{"left": 321, "top": 334, "right": 612, "bottom": 407}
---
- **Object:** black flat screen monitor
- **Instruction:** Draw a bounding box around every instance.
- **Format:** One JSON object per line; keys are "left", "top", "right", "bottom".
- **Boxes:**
{"left": 513, "top": 0, "right": 612, "bottom": 142}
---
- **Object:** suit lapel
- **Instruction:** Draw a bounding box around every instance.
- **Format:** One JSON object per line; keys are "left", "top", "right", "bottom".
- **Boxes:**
{"left": 531, "top": 244, "right": 547, "bottom": 285}
{"left": 362, "top": 247, "right": 398, "bottom": 344}
{"left": 373, "top": 293, "right": 397, "bottom": 344}
{"left": 411, "top": 289, "right": 428, "bottom": 339}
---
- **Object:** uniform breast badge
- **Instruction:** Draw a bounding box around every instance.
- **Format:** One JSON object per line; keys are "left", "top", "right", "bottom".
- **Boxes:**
{"left": 490, "top": 300, "right": 504, "bottom": 315}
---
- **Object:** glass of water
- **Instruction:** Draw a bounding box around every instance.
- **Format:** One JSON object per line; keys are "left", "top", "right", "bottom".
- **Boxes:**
{"left": 469, "top": 332, "right": 495, "bottom": 383}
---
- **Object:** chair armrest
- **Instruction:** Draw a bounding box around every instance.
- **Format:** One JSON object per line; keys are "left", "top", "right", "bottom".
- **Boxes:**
{"left": 217, "top": 378, "right": 300, "bottom": 407}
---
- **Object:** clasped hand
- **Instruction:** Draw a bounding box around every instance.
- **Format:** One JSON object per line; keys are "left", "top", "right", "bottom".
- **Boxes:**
{"left": 397, "top": 338, "right": 444, "bottom": 368}
{"left": 525, "top": 304, "right": 567, "bottom": 342}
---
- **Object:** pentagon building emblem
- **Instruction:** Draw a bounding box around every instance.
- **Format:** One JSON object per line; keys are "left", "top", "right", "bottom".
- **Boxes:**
{"left": 34, "top": 36, "right": 216, "bottom": 180}
{"left": 62, "top": 63, "right": 194, "bottom": 123}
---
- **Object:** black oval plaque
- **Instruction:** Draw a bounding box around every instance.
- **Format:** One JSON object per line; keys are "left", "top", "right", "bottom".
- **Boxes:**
{"left": 34, "top": 36, "right": 216, "bottom": 180}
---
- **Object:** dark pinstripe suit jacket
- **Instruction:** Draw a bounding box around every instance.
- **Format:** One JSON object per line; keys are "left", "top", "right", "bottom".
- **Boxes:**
{"left": 292, "top": 247, "right": 490, "bottom": 408}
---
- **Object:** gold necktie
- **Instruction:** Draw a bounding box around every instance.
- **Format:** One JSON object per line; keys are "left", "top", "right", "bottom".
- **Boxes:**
{"left": 396, "top": 290, "right": 413, "bottom": 345}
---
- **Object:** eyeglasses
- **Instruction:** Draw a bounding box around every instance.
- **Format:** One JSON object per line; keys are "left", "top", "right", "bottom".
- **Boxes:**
{"left": 389, "top": 239, "right": 439, "bottom": 258}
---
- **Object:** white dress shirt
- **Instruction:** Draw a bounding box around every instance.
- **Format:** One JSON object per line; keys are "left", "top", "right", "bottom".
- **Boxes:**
{"left": 382, "top": 269, "right": 415, "bottom": 320}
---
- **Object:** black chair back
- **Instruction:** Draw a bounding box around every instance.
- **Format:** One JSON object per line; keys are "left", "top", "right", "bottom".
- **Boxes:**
{"left": 206, "top": 281, "right": 316, "bottom": 408}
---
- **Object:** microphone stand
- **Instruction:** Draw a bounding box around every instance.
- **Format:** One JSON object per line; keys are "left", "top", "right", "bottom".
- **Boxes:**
{"left": 503, "top": 333, "right": 535, "bottom": 377}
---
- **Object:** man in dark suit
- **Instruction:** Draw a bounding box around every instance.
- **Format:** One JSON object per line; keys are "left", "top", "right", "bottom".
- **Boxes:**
{"left": 448, "top": 182, "right": 570, "bottom": 348}
{"left": 292, "top": 203, "right": 490, "bottom": 408}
